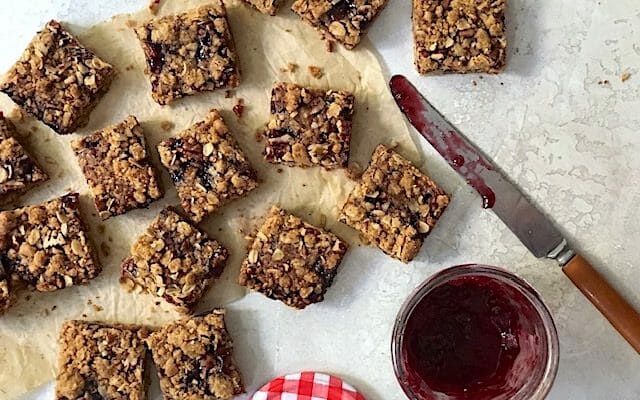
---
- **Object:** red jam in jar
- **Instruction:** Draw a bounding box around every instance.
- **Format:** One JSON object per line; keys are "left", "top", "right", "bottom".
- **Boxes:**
{"left": 393, "top": 265, "right": 559, "bottom": 400}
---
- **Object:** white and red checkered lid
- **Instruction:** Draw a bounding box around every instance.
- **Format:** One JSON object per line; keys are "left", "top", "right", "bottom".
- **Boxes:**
{"left": 251, "top": 372, "right": 366, "bottom": 400}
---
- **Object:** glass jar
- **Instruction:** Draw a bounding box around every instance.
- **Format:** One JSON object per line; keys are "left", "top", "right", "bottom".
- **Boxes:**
{"left": 391, "top": 264, "right": 559, "bottom": 400}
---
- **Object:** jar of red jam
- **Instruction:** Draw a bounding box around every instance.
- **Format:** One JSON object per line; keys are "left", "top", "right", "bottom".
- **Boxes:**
{"left": 392, "top": 265, "right": 559, "bottom": 400}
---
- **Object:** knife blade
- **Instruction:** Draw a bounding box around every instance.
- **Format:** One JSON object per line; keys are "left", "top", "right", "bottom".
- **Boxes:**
{"left": 389, "top": 74, "right": 640, "bottom": 353}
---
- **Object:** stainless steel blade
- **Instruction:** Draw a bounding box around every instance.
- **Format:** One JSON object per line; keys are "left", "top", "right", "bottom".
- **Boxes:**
{"left": 389, "top": 75, "right": 564, "bottom": 258}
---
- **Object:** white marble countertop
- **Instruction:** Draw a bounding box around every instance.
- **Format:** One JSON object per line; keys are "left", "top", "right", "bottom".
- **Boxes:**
{"left": 2, "top": 1, "right": 639, "bottom": 399}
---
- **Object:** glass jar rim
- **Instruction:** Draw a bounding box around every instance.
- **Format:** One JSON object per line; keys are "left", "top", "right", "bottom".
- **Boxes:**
{"left": 391, "top": 264, "right": 560, "bottom": 400}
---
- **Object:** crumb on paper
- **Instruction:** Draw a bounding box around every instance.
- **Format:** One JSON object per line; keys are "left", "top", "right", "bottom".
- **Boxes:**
{"left": 280, "top": 63, "right": 299, "bottom": 73}
{"left": 325, "top": 39, "right": 335, "bottom": 53}
{"left": 598, "top": 79, "right": 610, "bottom": 85}
{"left": 277, "top": 168, "right": 283, "bottom": 174}
{"left": 621, "top": 71, "right": 631, "bottom": 82}
{"left": 233, "top": 98, "right": 245, "bottom": 119}
{"left": 160, "top": 120, "right": 174, "bottom": 131}
{"left": 225, "top": 90, "right": 234, "bottom": 98}
{"left": 92, "top": 304, "right": 104, "bottom": 312}
{"left": 148, "top": 0, "right": 161, "bottom": 15}
{"left": 472, "top": 80, "right": 477, "bottom": 86}
{"left": 308, "top": 65, "right": 323, "bottom": 79}
{"left": 125, "top": 64, "right": 134, "bottom": 71}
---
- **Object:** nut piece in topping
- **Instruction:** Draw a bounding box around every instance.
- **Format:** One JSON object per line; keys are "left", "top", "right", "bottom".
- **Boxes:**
{"left": 146, "top": 309, "right": 244, "bottom": 400}
{"left": 55, "top": 320, "right": 148, "bottom": 400}
{"left": 157, "top": 109, "right": 258, "bottom": 223}
{"left": 0, "top": 262, "right": 14, "bottom": 313}
{"left": 241, "top": 0, "right": 285, "bottom": 15}
{"left": 292, "top": 0, "right": 390, "bottom": 49}
{"left": 0, "top": 193, "right": 102, "bottom": 292}
{"left": 134, "top": 2, "right": 241, "bottom": 105}
{"left": 72, "top": 116, "right": 163, "bottom": 220}
{"left": 412, "top": 0, "right": 507, "bottom": 74}
{"left": 238, "top": 206, "right": 348, "bottom": 309}
{"left": 263, "top": 82, "right": 354, "bottom": 170}
{"left": 0, "top": 21, "right": 116, "bottom": 134}
{"left": 339, "top": 145, "right": 449, "bottom": 263}
{"left": 120, "top": 207, "right": 228, "bottom": 313}
{"left": 0, "top": 114, "right": 48, "bottom": 204}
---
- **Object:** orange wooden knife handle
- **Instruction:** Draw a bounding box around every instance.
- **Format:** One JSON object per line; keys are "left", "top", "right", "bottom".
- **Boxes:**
{"left": 563, "top": 255, "right": 640, "bottom": 353}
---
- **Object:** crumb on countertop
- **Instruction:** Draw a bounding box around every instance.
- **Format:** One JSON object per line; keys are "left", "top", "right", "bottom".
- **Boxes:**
{"left": 621, "top": 71, "right": 631, "bottom": 82}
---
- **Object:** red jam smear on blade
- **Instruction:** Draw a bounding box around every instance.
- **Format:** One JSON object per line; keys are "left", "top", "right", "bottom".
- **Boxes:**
{"left": 390, "top": 76, "right": 496, "bottom": 208}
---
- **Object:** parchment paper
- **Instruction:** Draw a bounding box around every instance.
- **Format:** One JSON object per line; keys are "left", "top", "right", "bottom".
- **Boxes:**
{"left": 0, "top": 0, "right": 420, "bottom": 398}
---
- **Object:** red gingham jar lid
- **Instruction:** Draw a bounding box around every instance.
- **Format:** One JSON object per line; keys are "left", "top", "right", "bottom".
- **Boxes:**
{"left": 251, "top": 372, "right": 366, "bottom": 400}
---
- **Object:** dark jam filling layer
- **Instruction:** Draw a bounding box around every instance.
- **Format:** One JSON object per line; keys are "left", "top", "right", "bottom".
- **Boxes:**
{"left": 402, "top": 275, "right": 539, "bottom": 399}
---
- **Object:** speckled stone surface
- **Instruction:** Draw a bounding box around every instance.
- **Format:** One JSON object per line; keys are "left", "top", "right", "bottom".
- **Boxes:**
{"left": 2, "top": 1, "right": 639, "bottom": 399}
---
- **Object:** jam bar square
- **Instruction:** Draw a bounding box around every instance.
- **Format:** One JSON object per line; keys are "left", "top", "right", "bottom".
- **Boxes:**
{"left": 72, "top": 116, "right": 163, "bottom": 220}
{"left": 120, "top": 207, "right": 228, "bottom": 313}
{"left": 339, "top": 145, "right": 449, "bottom": 263}
{"left": 0, "top": 113, "right": 48, "bottom": 204}
{"left": 0, "top": 193, "right": 101, "bottom": 291}
{"left": 292, "top": 0, "right": 390, "bottom": 49}
{"left": 134, "top": 2, "right": 241, "bottom": 105}
{"left": 238, "top": 206, "right": 348, "bottom": 309}
{"left": 412, "top": 0, "right": 507, "bottom": 74}
{"left": 242, "top": 0, "right": 285, "bottom": 15}
{"left": 263, "top": 82, "right": 354, "bottom": 170}
{"left": 157, "top": 109, "right": 258, "bottom": 223}
{"left": 0, "top": 21, "right": 115, "bottom": 134}
{"left": 146, "top": 309, "right": 244, "bottom": 400}
{"left": 55, "top": 320, "right": 148, "bottom": 400}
